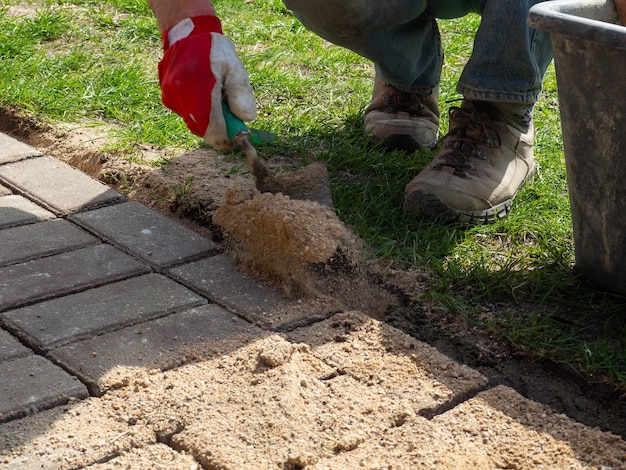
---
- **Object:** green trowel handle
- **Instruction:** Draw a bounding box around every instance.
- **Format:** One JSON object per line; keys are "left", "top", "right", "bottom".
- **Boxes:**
{"left": 222, "top": 101, "right": 249, "bottom": 142}
{"left": 222, "top": 101, "right": 275, "bottom": 145}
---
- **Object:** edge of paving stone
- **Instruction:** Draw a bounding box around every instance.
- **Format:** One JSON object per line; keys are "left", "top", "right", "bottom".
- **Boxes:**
{"left": 47, "top": 303, "right": 268, "bottom": 396}
{"left": 166, "top": 254, "right": 344, "bottom": 332}
{"left": 1, "top": 274, "right": 209, "bottom": 353}
{"left": 67, "top": 201, "right": 218, "bottom": 271}
{"left": 0, "top": 155, "right": 126, "bottom": 216}
{"left": 0, "top": 355, "right": 89, "bottom": 424}
{"left": 0, "top": 133, "right": 43, "bottom": 163}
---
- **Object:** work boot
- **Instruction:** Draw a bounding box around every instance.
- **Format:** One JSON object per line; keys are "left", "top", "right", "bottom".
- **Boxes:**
{"left": 404, "top": 100, "right": 536, "bottom": 224}
{"left": 364, "top": 77, "right": 440, "bottom": 151}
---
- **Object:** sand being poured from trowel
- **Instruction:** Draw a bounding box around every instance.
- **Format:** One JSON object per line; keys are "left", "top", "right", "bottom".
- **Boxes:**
{"left": 214, "top": 189, "right": 349, "bottom": 294}
{"left": 214, "top": 188, "right": 399, "bottom": 316}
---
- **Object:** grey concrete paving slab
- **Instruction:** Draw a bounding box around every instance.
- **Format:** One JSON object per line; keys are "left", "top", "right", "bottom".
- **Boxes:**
{"left": 0, "top": 396, "right": 155, "bottom": 470}
{"left": 2, "top": 274, "right": 207, "bottom": 351}
{"left": 0, "top": 244, "right": 150, "bottom": 312}
{"left": 69, "top": 201, "right": 217, "bottom": 269}
{"left": 0, "top": 274, "right": 207, "bottom": 350}
{"left": 0, "top": 329, "right": 31, "bottom": 362}
{"left": 49, "top": 304, "right": 264, "bottom": 395}
{"left": 0, "top": 194, "right": 55, "bottom": 229}
{"left": 0, "top": 355, "right": 88, "bottom": 423}
{"left": 0, "top": 134, "right": 41, "bottom": 164}
{"left": 288, "top": 311, "right": 488, "bottom": 416}
{"left": 168, "top": 253, "right": 341, "bottom": 330}
{"left": 0, "top": 218, "right": 98, "bottom": 267}
{"left": 0, "top": 156, "right": 125, "bottom": 215}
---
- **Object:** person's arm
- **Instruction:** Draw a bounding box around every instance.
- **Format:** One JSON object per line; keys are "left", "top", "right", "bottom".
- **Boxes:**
{"left": 147, "top": 0, "right": 215, "bottom": 30}
{"left": 147, "top": 0, "right": 256, "bottom": 151}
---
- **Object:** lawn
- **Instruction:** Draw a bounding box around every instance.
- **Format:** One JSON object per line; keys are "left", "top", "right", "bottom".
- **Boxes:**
{"left": 1, "top": 0, "right": 624, "bottom": 390}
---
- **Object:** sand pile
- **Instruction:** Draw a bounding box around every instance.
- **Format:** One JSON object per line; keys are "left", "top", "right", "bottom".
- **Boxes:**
{"left": 214, "top": 188, "right": 349, "bottom": 293}
{"left": 214, "top": 188, "right": 399, "bottom": 316}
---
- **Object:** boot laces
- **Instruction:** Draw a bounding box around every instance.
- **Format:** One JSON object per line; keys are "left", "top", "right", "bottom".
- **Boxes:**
{"left": 384, "top": 90, "right": 426, "bottom": 115}
{"left": 434, "top": 103, "right": 502, "bottom": 178}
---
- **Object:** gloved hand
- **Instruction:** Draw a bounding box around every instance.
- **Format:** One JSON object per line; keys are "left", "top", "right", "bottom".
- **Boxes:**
{"left": 158, "top": 15, "right": 256, "bottom": 151}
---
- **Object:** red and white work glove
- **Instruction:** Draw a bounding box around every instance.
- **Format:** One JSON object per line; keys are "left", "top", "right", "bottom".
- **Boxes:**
{"left": 158, "top": 15, "right": 256, "bottom": 151}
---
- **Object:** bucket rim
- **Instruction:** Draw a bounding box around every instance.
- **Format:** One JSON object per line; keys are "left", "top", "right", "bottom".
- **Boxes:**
{"left": 528, "top": 0, "right": 626, "bottom": 50}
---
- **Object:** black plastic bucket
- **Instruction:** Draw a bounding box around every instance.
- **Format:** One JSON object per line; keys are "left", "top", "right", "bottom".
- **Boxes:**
{"left": 528, "top": 0, "right": 626, "bottom": 295}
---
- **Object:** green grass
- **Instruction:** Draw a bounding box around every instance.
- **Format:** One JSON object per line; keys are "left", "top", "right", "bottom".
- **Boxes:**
{"left": 1, "top": 0, "right": 625, "bottom": 390}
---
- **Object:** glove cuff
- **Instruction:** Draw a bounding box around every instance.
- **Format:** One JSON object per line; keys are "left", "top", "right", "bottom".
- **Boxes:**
{"left": 161, "top": 15, "right": 223, "bottom": 50}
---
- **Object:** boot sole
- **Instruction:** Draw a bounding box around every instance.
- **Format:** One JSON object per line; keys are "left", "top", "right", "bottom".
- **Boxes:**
{"left": 404, "top": 191, "right": 511, "bottom": 224}
{"left": 404, "top": 164, "right": 537, "bottom": 225}
{"left": 369, "top": 134, "right": 437, "bottom": 153}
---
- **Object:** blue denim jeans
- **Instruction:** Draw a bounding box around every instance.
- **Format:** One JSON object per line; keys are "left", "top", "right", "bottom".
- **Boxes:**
{"left": 283, "top": 0, "right": 553, "bottom": 105}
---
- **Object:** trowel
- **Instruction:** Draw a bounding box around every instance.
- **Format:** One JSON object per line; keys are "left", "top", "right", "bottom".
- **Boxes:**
{"left": 222, "top": 102, "right": 333, "bottom": 207}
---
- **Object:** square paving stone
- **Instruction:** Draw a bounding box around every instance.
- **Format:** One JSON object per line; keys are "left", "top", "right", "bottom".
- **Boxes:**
{"left": 0, "top": 244, "right": 150, "bottom": 312}
{"left": 168, "top": 254, "right": 342, "bottom": 331}
{"left": 0, "top": 329, "right": 31, "bottom": 362}
{"left": 0, "top": 133, "right": 42, "bottom": 164}
{"left": 49, "top": 304, "right": 264, "bottom": 395}
{"left": 0, "top": 156, "right": 125, "bottom": 215}
{"left": 0, "top": 194, "right": 55, "bottom": 229}
{"left": 288, "top": 311, "right": 488, "bottom": 417}
{"left": 69, "top": 201, "right": 217, "bottom": 269}
{"left": 2, "top": 274, "right": 207, "bottom": 351}
{"left": 0, "top": 184, "right": 11, "bottom": 196}
{"left": 0, "top": 355, "right": 88, "bottom": 423}
{"left": 0, "top": 218, "right": 98, "bottom": 267}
